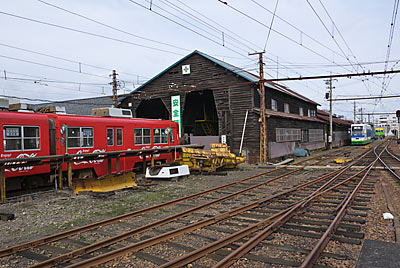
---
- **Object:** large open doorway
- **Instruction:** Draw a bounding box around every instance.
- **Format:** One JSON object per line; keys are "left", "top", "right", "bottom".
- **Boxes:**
{"left": 136, "top": 99, "right": 169, "bottom": 119}
{"left": 183, "top": 90, "right": 219, "bottom": 136}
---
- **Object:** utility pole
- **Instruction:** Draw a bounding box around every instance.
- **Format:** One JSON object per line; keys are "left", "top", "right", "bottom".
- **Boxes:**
{"left": 325, "top": 77, "right": 335, "bottom": 150}
{"left": 110, "top": 70, "right": 118, "bottom": 108}
{"left": 353, "top": 101, "right": 356, "bottom": 123}
{"left": 249, "top": 51, "right": 267, "bottom": 163}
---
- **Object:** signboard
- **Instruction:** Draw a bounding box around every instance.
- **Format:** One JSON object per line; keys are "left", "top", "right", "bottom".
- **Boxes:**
{"left": 171, "top": 95, "right": 181, "bottom": 137}
{"left": 182, "top": 64, "right": 191, "bottom": 75}
{"left": 221, "top": 135, "right": 226, "bottom": 144}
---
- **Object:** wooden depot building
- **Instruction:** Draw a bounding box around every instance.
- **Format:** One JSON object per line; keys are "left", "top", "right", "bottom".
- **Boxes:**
{"left": 119, "top": 50, "right": 326, "bottom": 161}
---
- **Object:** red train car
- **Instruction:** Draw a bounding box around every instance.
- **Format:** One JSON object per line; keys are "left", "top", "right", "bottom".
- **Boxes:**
{"left": 0, "top": 110, "right": 180, "bottom": 190}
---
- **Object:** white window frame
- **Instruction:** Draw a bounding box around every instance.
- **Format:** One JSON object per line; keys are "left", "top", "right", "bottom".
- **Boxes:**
{"left": 116, "top": 128, "right": 123, "bottom": 146}
{"left": 3, "top": 125, "right": 41, "bottom": 152}
{"left": 284, "top": 103, "right": 290, "bottom": 113}
{"left": 299, "top": 107, "right": 304, "bottom": 116}
{"left": 107, "top": 128, "right": 114, "bottom": 146}
{"left": 67, "top": 127, "right": 94, "bottom": 148}
{"left": 271, "top": 99, "right": 277, "bottom": 111}
{"left": 134, "top": 128, "right": 151, "bottom": 145}
{"left": 153, "top": 128, "right": 168, "bottom": 144}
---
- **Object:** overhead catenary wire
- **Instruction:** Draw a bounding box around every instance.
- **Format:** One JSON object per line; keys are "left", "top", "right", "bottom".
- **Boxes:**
{"left": 305, "top": 0, "right": 375, "bottom": 101}
{"left": 217, "top": 0, "right": 366, "bottom": 78}
{"left": 37, "top": 0, "right": 190, "bottom": 54}
{"left": 120, "top": 69, "right": 400, "bottom": 97}
{"left": 139, "top": 0, "right": 338, "bottom": 87}
{"left": 174, "top": 0, "right": 262, "bottom": 51}
{"left": 263, "top": 0, "right": 279, "bottom": 51}
{"left": 249, "top": 0, "right": 350, "bottom": 62}
{"left": 0, "top": 10, "right": 184, "bottom": 56}
{"left": 0, "top": 43, "right": 149, "bottom": 81}
{"left": 0, "top": 54, "right": 111, "bottom": 80}
{"left": 317, "top": 0, "right": 364, "bottom": 71}
{"left": 382, "top": 0, "right": 399, "bottom": 89}
{"left": 1, "top": 77, "right": 110, "bottom": 95}
{"left": 0, "top": 93, "right": 113, "bottom": 104}
{"left": 126, "top": 0, "right": 252, "bottom": 60}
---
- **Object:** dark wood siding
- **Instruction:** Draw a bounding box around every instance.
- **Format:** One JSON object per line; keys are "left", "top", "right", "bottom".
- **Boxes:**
{"left": 120, "top": 52, "right": 323, "bottom": 159}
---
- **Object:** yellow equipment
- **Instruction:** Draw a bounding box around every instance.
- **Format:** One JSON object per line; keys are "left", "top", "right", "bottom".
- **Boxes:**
{"left": 73, "top": 172, "right": 136, "bottom": 194}
{"left": 178, "top": 143, "right": 245, "bottom": 172}
{"left": 334, "top": 158, "right": 351, "bottom": 164}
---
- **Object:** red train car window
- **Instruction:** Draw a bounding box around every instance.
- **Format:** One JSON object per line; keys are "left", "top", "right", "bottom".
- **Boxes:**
{"left": 116, "top": 129, "right": 123, "bottom": 146}
{"left": 3, "top": 126, "right": 40, "bottom": 151}
{"left": 154, "top": 128, "right": 168, "bottom": 144}
{"left": 107, "top": 129, "right": 114, "bottom": 146}
{"left": 68, "top": 128, "right": 80, "bottom": 148}
{"left": 67, "top": 127, "right": 94, "bottom": 148}
{"left": 134, "top": 128, "right": 151, "bottom": 145}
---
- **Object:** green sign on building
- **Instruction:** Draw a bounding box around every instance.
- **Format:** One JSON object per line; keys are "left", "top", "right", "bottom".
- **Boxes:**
{"left": 171, "top": 95, "right": 181, "bottom": 137}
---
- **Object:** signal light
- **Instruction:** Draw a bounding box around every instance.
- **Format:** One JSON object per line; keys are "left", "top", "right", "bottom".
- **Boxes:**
{"left": 396, "top": 110, "right": 400, "bottom": 117}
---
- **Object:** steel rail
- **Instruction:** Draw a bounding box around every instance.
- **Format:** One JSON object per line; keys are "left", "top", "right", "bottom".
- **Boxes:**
{"left": 0, "top": 150, "right": 334, "bottom": 257}
{"left": 384, "top": 144, "right": 400, "bottom": 162}
{"left": 0, "top": 167, "right": 282, "bottom": 257}
{"left": 62, "top": 149, "right": 370, "bottom": 267}
{"left": 299, "top": 142, "right": 387, "bottom": 268}
{"left": 213, "top": 146, "right": 376, "bottom": 268}
{"left": 159, "top": 159, "right": 373, "bottom": 268}
{"left": 40, "top": 166, "right": 343, "bottom": 268}
{"left": 63, "top": 165, "right": 349, "bottom": 268}
{"left": 375, "top": 143, "right": 400, "bottom": 181}
{"left": 28, "top": 160, "right": 321, "bottom": 268}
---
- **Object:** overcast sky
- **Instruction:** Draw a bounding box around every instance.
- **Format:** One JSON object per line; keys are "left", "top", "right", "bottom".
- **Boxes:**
{"left": 1, "top": 0, "right": 399, "bottom": 121}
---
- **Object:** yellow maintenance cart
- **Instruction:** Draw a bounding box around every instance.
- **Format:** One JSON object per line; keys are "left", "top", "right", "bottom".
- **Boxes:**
{"left": 178, "top": 143, "right": 245, "bottom": 172}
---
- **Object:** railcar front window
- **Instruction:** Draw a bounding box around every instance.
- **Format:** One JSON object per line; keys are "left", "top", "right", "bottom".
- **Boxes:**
{"left": 352, "top": 126, "right": 363, "bottom": 136}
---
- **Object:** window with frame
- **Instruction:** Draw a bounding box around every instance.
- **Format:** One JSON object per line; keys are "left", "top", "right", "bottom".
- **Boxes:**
{"left": 116, "top": 128, "right": 123, "bottom": 146}
{"left": 107, "top": 128, "right": 114, "bottom": 146}
{"left": 67, "top": 127, "right": 93, "bottom": 148}
{"left": 284, "top": 103, "right": 290, "bottom": 113}
{"left": 134, "top": 128, "right": 151, "bottom": 145}
{"left": 276, "top": 128, "right": 301, "bottom": 142}
{"left": 301, "top": 129, "right": 308, "bottom": 142}
{"left": 3, "top": 126, "right": 40, "bottom": 151}
{"left": 153, "top": 128, "right": 167, "bottom": 144}
{"left": 81, "top": 128, "right": 93, "bottom": 147}
{"left": 309, "top": 129, "right": 324, "bottom": 142}
{"left": 310, "top": 110, "right": 316, "bottom": 117}
{"left": 299, "top": 107, "right": 304, "bottom": 116}
{"left": 271, "top": 99, "right": 277, "bottom": 111}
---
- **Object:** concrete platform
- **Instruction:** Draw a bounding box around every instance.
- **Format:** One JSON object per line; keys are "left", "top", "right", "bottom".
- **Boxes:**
{"left": 356, "top": 239, "right": 400, "bottom": 268}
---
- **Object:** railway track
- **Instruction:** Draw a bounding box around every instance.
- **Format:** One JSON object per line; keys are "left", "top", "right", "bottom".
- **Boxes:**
{"left": 0, "top": 144, "right": 382, "bottom": 267}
